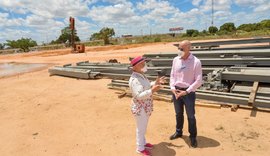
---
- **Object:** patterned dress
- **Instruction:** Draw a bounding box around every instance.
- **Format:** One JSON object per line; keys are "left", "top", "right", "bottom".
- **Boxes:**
{"left": 129, "top": 72, "right": 155, "bottom": 116}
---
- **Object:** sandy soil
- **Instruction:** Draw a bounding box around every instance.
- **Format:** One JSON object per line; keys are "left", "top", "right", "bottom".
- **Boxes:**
{"left": 0, "top": 42, "right": 269, "bottom": 156}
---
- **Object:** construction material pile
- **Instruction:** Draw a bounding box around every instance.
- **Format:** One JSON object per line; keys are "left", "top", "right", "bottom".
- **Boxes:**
{"left": 49, "top": 38, "right": 270, "bottom": 109}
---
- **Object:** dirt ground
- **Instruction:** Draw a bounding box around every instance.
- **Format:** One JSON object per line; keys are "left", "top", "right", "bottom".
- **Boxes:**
{"left": 0, "top": 42, "right": 269, "bottom": 156}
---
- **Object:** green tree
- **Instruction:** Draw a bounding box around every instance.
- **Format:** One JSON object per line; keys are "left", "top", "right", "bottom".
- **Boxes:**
{"left": 90, "top": 27, "right": 115, "bottom": 45}
{"left": 237, "top": 23, "right": 260, "bottom": 32}
{"left": 201, "top": 30, "right": 208, "bottom": 34}
{"left": 90, "top": 32, "right": 101, "bottom": 41}
{"left": 259, "top": 19, "right": 270, "bottom": 29}
{"left": 5, "top": 38, "right": 37, "bottom": 52}
{"left": 219, "top": 22, "right": 236, "bottom": 32}
{"left": 186, "top": 29, "right": 199, "bottom": 37}
{"left": 208, "top": 26, "right": 218, "bottom": 34}
{"left": 0, "top": 43, "right": 5, "bottom": 50}
{"left": 50, "top": 40, "right": 58, "bottom": 44}
{"left": 199, "top": 30, "right": 209, "bottom": 36}
{"left": 56, "top": 27, "right": 80, "bottom": 44}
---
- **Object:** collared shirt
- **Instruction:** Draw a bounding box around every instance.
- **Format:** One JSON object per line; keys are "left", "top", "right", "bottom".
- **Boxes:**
{"left": 129, "top": 72, "right": 155, "bottom": 116}
{"left": 170, "top": 53, "right": 202, "bottom": 93}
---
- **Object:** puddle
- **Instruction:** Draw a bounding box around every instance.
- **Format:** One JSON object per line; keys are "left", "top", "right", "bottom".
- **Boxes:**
{"left": 0, "top": 62, "right": 49, "bottom": 78}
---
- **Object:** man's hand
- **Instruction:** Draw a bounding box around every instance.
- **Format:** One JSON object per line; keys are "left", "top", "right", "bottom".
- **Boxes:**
{"left": 171, "top": 89, "right": 179, "bottom": 99}
{"left": 151, "top": 84, "right": 161, "bottom": 93}
{"left": 172, "top": 89, "right": 188, "bottom": 99}
{"left": 155, "top": 76, "right": 166, "bottom": 85}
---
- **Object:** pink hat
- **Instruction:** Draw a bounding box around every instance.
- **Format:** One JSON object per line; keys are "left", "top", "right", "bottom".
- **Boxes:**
{"left": 130, "top": 56, "right": 146, "bottom": 67}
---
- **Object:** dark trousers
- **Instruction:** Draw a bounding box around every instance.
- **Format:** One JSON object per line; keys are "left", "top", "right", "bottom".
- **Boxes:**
{"left": 172, "top": 90, "right": 197, "bottom": 138}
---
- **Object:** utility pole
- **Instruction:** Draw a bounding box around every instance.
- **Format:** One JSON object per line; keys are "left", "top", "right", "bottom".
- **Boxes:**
{"left": 211, "top": 0, "right": 214, "bottom": 26}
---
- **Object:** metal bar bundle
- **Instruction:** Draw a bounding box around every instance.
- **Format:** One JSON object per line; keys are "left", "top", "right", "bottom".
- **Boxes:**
{"left": 191, "top": 38, "right": 270, "bottom": 47}
{"left": 77, "top": 61, "right": 129, "bottom": 67}
{"left": 48, "top": 66, "right": 101, "bottom": 79}
{"left": 108, "top": 80, "right": 270, "bottom": 108}
{"left": 222, "top": 68, "right": 270, "bottom": 83}
{"left": 48, "top": 38, "right": 270, "bottom": 110}
{"left": 143, "top": 49, "right": 270, "bottom": 59}
{"left": 150, "top": 58, "right": 270, "bottom": 67}
{"left": 191, "top": 45, "right": 270, "bottom": 51}
{"left": 232, "top": 85, "right": 270, "bottom": 97}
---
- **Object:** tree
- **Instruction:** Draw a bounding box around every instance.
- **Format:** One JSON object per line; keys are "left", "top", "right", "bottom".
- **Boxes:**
{"left": 90, "top": 27, "right": 115, "bottom": 45}
{"left": 201, "top": 30, "right": 208, "bottom": 34}
{"left": 5, "top": 38, "right": 37, "bottom": 52}
{"left": 208, "top": 26, "right": 218, "bottom": 34}
{"left": 259, "top": 19, "right": 270, "bottom": 29}
{"left": 186, "top": 29, "right": 199, "bottom": 37}
{"left": 90, "top": 32, "right": 101, "bottom": 41}
{"left": 0, "top": 43, "right": 5, "bottom": 50}
{"left": 219, "top": 22, "right": 236, "bottom": 32}
{"left": 237, "top": 23, "right": 260, "bottom": 32}
{"left": 199, "top": 30, "right": 209, "bottom": 36}
{"left": 55, "top": 27, "right": 80, "bottom": 44}
{"left": 50, "top": 40, "right": 58, "bottom": 44}
{"left": 237, "top": 20, "right": 270, "bottom": 32}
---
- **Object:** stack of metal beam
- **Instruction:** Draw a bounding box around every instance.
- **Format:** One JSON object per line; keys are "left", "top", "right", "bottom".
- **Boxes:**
{"left": 108, "top": 80, "right": 270, "bottom": 108}
{"left": 48, "top": 38, "right": 270, "bottom": 109}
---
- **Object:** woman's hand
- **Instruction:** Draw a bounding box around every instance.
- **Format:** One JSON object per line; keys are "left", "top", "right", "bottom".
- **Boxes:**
{"left": 155, "top": 76, "right": 166, "bottom": 85}
{"left": 151, "top": 84, "right": 161, "bottom": 93}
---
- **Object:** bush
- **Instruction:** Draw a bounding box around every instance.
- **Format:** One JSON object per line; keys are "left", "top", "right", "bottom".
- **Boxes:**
{"left": 259, "top": 19, "right": 270, "bottom": 29}
{"left": 154, "top": 37, "right": 161, "bottom": 42}
{"left": 84, "top": 40, "right": 104, "bottom": 46}
{"left": 217, "top": 30, "right": 230, "bottom": 35}
{"left": 220, "top": 23, "right": 236, "bottom": 32}
{"left": 208, "top": 26, "right": 218, "bottom": 34}
{"left": 186, "top": 29, "right": 199, "bottom": 37}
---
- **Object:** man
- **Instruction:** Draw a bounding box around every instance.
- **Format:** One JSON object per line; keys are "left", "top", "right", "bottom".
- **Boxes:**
{"left": 169, "top": 40, "right": 202, "bottom": 148}
{"left": 129, "top": 56, "right": 166, "bottom": 156}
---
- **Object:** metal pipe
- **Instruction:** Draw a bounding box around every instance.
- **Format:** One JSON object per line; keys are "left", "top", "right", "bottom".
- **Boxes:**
{"left": 191, "top": 38, "right": 270, "bottom": 47}
{"left": 48, "top": 66, "right": 101, "bottom": 79}
{"left": 143, "top": 49, "right": 270, "bottom": 58}
{"left": 108, "top": 81, "right": 270, "bottom": 108}
{"left": 150, "top": 58, "right": 270, "bottom": 67}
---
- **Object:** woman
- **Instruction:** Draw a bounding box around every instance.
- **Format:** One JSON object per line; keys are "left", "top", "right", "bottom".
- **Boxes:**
{"left": 129, "top": 56, "right": 166, "bottom": 156}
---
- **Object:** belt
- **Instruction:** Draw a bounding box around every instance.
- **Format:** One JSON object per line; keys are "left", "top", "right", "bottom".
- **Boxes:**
{"left": 175, "top": 86, "right": 188, "bottom": 91}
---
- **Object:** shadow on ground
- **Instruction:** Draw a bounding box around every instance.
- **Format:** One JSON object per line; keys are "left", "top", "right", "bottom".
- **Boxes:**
{"left": 182, "top": 135, "right": 220, "bottom": 148}
{"left": 151, "top": 142, "right": 183, "bottom": 156}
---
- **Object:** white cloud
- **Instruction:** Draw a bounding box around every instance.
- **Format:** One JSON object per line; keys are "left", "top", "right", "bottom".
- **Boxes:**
{"left": 0, "top": 13, "right": 24, "bottom": 27}
{"left": 234, "top": 0, "right": 265, "bottom": 6}
{"left": 26, "top": 15, "right": 50, "bottom": 26}
{"left": 137, "top": 0, "right": 175, "bottom": 11}
{"left": 0, "top": 12, "right": 8, "bottom": 18}
{"left": 103, "top": 0, "right": 129, "bottom": 4}
{"left": 137, "top": 0, "right": 180, "bottom": 27}
{"left": 0, "top": 28, "right": 32, "bottom": 41}
{"left": 89, "top": 3, "right": 141, "bottom": 24}
{"left": 0, "top": 0, "right": 24, "bottom": 12}
{"left": 84, "top": 0, "right": 99, "bottom": 5}
{"left": 0, "top": 0, "right": 269, "bottom": 44}
{"left": 74, "top": 18, "right": 96, "bottom": 40}
{"left": 0, "top": 0, "right": 90, "bottom": 17}
{"left": 192, "top": 0, "right": 203, "bottom": 6}
{"left": 254, "top": 2, "right": 270, "bottom": 12}
{"left": 199, "top": 0, "right": 232, "bottom": 12}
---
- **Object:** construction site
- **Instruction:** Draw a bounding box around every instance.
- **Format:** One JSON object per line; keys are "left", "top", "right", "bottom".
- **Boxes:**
{"left": 0, "top": 0, "right": 270, "bottom": 154}
{"left": 0, "top": 35, "right": 269, "bottom": 156}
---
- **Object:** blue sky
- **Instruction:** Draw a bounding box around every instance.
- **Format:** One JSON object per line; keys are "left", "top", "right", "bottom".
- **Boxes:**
{"left": 0, "top": 0, "right": 269, "bottom": 44}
